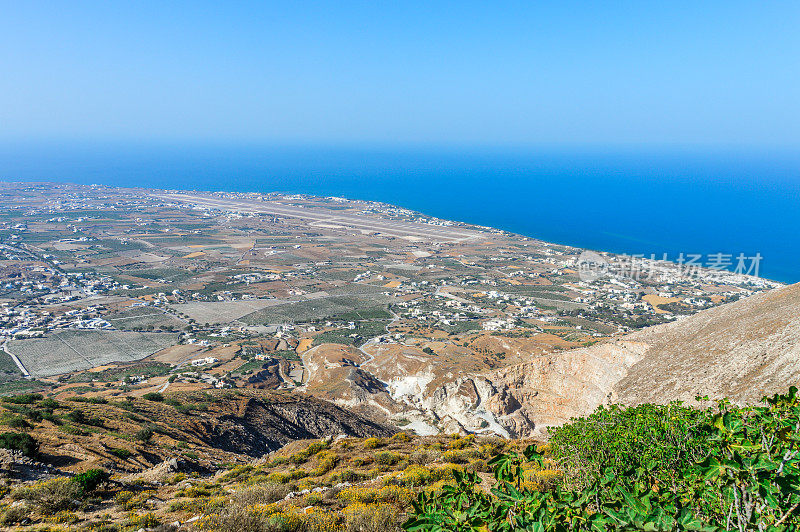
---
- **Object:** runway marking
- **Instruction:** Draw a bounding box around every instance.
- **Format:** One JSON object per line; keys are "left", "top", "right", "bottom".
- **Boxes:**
{"left": 155, "top": 193, "right": 482, "bottom": 243}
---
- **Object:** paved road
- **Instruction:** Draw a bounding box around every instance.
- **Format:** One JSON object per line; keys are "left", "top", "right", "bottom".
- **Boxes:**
{"left": 358, "top": 309, "right": 402, "bottom": 368}
{"left": 1, "top": 340, "right": 31, "bottom": 378}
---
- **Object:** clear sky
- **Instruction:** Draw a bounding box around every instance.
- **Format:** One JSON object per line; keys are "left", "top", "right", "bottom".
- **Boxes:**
{"left": 1, "top": 1, "right": 798, "bottom": 147}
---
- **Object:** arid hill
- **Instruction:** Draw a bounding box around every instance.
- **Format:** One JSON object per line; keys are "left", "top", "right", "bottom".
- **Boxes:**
{"left": 615, "top": 281, "right": 800, "bottom": 406}
{"left": 477, "top": 282, "right": 800, "bottom": 437}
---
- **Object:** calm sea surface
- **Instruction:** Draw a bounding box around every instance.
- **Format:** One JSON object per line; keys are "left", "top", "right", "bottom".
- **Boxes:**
{"left": 1, "top": 142, "right": 798, "bottom": 283}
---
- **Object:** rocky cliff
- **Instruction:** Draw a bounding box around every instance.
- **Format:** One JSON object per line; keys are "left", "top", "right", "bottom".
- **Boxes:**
{"left": 478, "top": 282, "right": 800, "bottom": 437}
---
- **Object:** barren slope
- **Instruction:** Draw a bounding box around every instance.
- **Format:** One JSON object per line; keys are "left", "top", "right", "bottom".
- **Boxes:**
{"left": 480, "top": 283, "right": 800, "bottom": 437}
{"left": 614, "top": 282, "right": 800, "bottom": 405}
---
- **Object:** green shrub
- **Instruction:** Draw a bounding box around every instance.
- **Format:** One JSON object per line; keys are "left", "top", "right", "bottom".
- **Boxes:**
{"left": 310, "top": 450, "right": 338, "bottom": 476}
{"left": 71, "top": 468, "right": 109, "bottom": 494}
{"left": 266, "top": 456, "right": 287, "bottom": 467}
{"left": 6, "top": 415, "right": 31, "bottom": 429}
{"left": 374, "top": 450, "right": 400, "bottom": 466}
{"left": 290, "top": 439, "right": 329, "bottom": 464}
{"left": 38, "top": 398, "right": 60, "bottom": 409}
{"left": 2, "top": 393, "right": 43, "bottom": 405}
{"left": 143, "top": 392, "right": 164, "bottom": 402}
{"left": 404, "top": 387, "right": 800, "bottom": 532}
{"left": 59, "top": 424, "right": 86, "bottom": 436}
{"left": 333, "top": 468, "right": 371, "bottom": 483}
{"left": 0, "top": 503, "right": 30, "bottom": 525}
{"left": 230, "top": 484, "right": 290, "bottom": 505}
{"left": 108, "top": 447, "right": 134, "bottom": 459}
{"left": 363, "top": 437, "right": 384, "bottom": 449}
{"left": 126, "top": 511, "right": 160, "bottom": 528}
{"left": 441, "top": 450, "right": 471, "bottom": 464}
{"left": 135, "top": 427, "right": 154, "bottom": 443}
{"left": 349, "top": 455, "right": 373, "bottom": 467}
{"left": 21, "top": 408, "right": 40, "bottom": 422}
{"left": 0, "top": 432, "right": 38, "bottom": 456}
{"left": 391, "top": 431, "right": 412, "bottom": 443}
{"left": 549, "top": 401, "right": 710, "bottom": 491}
{"left": 69, "top": 396, "right": 108, "bottom": 404}
{"left": 65, "top": 409, "right": 87, "bottom": 424}
{"left": 448, "top": 435, "right": 474, "bottom": 449}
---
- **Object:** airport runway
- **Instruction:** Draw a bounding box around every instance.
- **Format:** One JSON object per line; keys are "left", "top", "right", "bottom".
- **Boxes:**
{"left": 155, "top": 193, "right": 482, "bottom": 243}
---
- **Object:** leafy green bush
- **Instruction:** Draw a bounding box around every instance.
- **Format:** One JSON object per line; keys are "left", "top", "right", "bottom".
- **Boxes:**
{"left": 23, "top": 408, "right": 43, "bottom": 422}
{"left": 38, "top": 398, "right": 60, "bottom": 409}
{"left": 64, "top": 408, "right": 104, "bottom": 427}
{"left": 404, "top": 387, "right": 800, "bottom": 531}
{"left": 71, "top": 469, "right": 109, "bottom": 494}
{"left": 143, "top": 392, "right": 164, "bottom": 402}
{"left": 375, "top": 450, "right": 400, "bottom": 466}
{"left": 290, "top": 440, "right": 329, "bottom": 464}
{"left": 549, "top": 401, "right": 710, "bottom": 492}
{"left": 65, "top": 409, "right": 87, "bottom": 424}
{"left": 69, "top": 396, "right": 108, "bottom": 404}
{"left": 363, "top": 437, "right": 384, "bottom": 449}
{"left": 2, "top": 393, "right": 43, "bottom": 405}
{"left": 6, "top": 415, "right": 31, "bottom": 429}
{"left": 135, "top": 426, "right": 154, "bottom": 443}
{"left": 0, "top": 431, "right": 38, "bottom": 457}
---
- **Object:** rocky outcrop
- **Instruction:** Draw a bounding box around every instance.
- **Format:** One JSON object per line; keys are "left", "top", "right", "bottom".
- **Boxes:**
{"left": 186, "top": 394, "right": 395, "bottom": 456}
{"left": 0, "top": 449, "right": 62, "bottom": 481}
{"left": 480, "top": 340, "right": 649, "bottom": 436}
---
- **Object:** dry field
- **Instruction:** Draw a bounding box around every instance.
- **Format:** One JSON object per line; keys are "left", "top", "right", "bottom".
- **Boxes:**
{"left": 8, "top": 330, "right": 179, "bottom": 377}
{"left": 171, "top": 299, "right": 288, "bottom": 324}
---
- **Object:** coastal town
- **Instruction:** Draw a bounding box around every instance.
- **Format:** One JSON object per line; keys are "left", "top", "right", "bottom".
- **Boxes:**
{"left": 0, "top": 182, "right": 779, "bottom": 423}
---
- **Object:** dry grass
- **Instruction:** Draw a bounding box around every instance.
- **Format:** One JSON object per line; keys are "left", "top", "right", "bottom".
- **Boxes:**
{"left": 0, "top": 430, "right": 540, "bottom": 530}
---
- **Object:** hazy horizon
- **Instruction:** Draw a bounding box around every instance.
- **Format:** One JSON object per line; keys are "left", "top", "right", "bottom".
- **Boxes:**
{"left": 2, "top": 2, "right": 798, "bottom": 147}
{"left": 1, "top": 141, "right": 798, "bottom": 283}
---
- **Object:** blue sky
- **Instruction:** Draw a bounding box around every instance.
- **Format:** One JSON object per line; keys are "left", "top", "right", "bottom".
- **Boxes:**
{"left": 1, "top": 1, "right": 798, "bottom": 147}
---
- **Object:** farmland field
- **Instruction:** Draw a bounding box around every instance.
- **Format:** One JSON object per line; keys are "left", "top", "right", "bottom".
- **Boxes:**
{"left": 239, "top": 293, "right": 393, "bottom": 325}
{"left": 171, "top": 299, "right": 289, "bottom": 324}
{"left": 313, "top": 319, "right": 390, "bottom": 347}
{"left": 106, "top": 306, "right": 185, "bottom": 330}
{"left": 8, "top": 330, "right": 179, "bottom": 377}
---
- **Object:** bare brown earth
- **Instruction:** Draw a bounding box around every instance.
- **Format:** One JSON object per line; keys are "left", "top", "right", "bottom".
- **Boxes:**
{"left": 616, "top": 282, "right": 800, "bottom": 406}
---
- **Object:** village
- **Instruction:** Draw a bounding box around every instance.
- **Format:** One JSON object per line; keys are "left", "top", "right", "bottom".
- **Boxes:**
{"left": 0, "top": 182, "right": 780, "bottom": 415}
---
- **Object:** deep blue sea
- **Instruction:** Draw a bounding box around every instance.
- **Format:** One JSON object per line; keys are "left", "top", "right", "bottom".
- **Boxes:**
{"left": 0, "top": 142, "right": 798, "bottom": 283}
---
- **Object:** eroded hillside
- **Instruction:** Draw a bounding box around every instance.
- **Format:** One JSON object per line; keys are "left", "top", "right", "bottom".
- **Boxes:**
{"left": 300, "top": 283, "right": 800, "bottom": 439}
